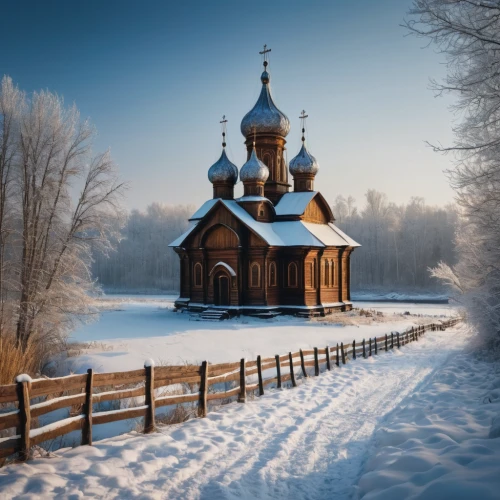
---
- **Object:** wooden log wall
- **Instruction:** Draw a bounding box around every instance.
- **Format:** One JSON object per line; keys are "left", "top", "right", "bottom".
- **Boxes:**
{"left": 0, "top": 318, "right": 461, "bottom": 461}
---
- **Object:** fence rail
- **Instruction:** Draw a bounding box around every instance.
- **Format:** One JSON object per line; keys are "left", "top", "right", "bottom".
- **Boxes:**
{"left": 0, "top": 318, "right": 461, "bottom": 461}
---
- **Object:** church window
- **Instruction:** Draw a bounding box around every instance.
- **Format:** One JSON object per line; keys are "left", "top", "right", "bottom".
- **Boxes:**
{"left": 250, "top": 262, "right": 261, "bottom": 288}
{"left": 269, "top": 262, "right": 277, "bottom": 287}
{"left": 194, "top": 263, "right": 202, "bottom": 287}
{"left": 307, "top": 261, "right": 315, "bottom": 288}
{"left": 325, "top": 260, "right": 330, "bottom": 287}
{"left": 312, "top": 260, "right": 316, "bottom": 288}
{"left": 288, "top": 262, "right": 298, "bottom": 288}
{"left": 330, "top": 260, "right": 335, "bottom": 286}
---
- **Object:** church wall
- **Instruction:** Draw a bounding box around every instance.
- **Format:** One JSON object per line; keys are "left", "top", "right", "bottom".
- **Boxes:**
{"left": 302, "top": 197, "right": 330, "bottom": 224}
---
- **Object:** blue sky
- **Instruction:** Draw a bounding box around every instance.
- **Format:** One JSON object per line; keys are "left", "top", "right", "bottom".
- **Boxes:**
{"left": 1, "top": 0, "right": 455, "bottom": 210}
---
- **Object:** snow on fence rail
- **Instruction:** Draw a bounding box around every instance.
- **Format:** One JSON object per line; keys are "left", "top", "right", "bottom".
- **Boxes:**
{"left": 0, "top": 318, "right": 461, "bottom": 462}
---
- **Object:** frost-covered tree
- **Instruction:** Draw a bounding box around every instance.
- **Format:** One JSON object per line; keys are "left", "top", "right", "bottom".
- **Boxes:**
{"left": 0, "top": 76, "right": 125, "bottom": 354}
{"left": 406, "top": 1, "right": 500, "bottom": 339}
{"left": 334, "top": 190, "right": 458, "bottom": 289}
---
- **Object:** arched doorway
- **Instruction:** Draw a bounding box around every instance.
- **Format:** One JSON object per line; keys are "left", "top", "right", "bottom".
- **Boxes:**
{"left": 213, "top": 271, "right": 230, "bottom": 306}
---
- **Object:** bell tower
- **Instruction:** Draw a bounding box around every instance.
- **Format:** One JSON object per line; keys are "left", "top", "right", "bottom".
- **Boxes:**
{"left": 240, "top": 46, "right": 291, "bottom": 205}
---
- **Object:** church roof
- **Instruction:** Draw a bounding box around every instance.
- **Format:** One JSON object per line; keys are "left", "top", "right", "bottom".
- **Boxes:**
{"left": 170, "top": 199, "right": 360, "bottom": 248}
{"left": 274, "top": 191, "right": 317, "bottom": 216}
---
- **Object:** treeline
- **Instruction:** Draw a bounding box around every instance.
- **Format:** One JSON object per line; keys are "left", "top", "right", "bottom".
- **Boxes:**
{"left": 92, "top": 203, "right": 194, "bottom": 291}
{"left": 92, "top": 191, "right": 457, "bottom": 292}
{"left": 333, "top": 190, "right": 458, "bottom": 289}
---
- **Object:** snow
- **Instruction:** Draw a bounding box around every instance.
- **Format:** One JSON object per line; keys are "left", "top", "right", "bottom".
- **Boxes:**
{"left": 143, "top": 359, "right": 155, "bottom": 368}
{"left": 2, "top": 324, "right": 496, "bottom": 499}
{"left": 170, "top": 198, "right": 357, "bottom": 249}
{"left": 357, "top": 336, "right": 500, "bottom": 500}
{"left": 15, "top": 374, "right": 32, "bottom": 383}
{"left": 209, "top": 262, "right": 237, "bottom": 277}
{"left": 274, "top": 191, "right": 317, "bottom": 216}
{"left": 29, "top": 415, "right": 85, "bottom": 439}
{"left": 236, "top": 196, "right": 270, "bottom": 203}
{"left": 303, "top": 221, "right": 356, "bottom": 246}
{"left": 66, "top": 297, "right": 456, "bottom": 374}
{"left": 167, "top": 221, "right": 198, "bottom": 248}
{"left": 188, "top": 199, "right": 219, "bottom": 221}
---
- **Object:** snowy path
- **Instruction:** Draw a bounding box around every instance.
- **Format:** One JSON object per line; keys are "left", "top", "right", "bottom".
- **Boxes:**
{"left": 0, "top": 326, "right": 469, "bottom": 499}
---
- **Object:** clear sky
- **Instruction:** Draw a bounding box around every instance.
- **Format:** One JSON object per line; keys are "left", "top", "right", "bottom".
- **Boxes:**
{"left": 1, "top": 0, "right": 455, "bottom": 210}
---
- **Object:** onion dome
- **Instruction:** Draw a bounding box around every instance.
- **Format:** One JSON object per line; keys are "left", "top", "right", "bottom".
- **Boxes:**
{"left": 208, "top": 149, "right": 238, "bottom": 183}
{"left": 240, "top": 69, "right": 291, "bottom": 138}
{"left": 240, "top": 147, "right": 269, "bottom": 183}
{"left": 289, "top": 143, "right": 319, "bottom": 176}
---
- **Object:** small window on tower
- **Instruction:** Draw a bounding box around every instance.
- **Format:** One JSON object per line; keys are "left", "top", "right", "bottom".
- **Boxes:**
{"left": 259, "top": 209, "right": 264, "bottom": 217}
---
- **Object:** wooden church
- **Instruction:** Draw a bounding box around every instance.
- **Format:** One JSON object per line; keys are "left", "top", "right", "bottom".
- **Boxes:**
{"left": 169, "top": 48, "right": 360, "bottom": 316}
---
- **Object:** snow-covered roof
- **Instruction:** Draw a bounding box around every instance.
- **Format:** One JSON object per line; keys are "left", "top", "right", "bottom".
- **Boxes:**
{"left": 274, "top": 191, "right": 317, "bottom": 216}
{"left": 236, "top": 196, "right": 270, "bottom": 203}
{"left": 209, "top": 262, "right": 237, "bottom": 277}
{"left": 168, "top": 222, "right": 199, "bottom": 247}
{"left": 189, "top": 199, "right": 219, "bottom": 221}
{"left": 169, "top": 198, "right": 360, "bottom": 248}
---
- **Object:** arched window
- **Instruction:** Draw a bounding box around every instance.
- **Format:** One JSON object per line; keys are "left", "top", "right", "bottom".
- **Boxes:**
{"left": 269, "top": 262, "right": 277, "bottom": 287}
{"left": 325, "top": 260, "right": 330, "bottom": 287}
{"left": 307, "top": 261, "right": 315, "bottom": 288}
{"left": 194, "top": 262, "right": 202, "bottom": 287}
{"left": 288, "top": 262, "right": 298, "bottom": 288}
{"left": 250, "top": 262, "right": 261, "bottom": 288}
{"left": 311, "top": 260, "right": 316, "bottom": 288}
{"left": 330, "top": 260, "right": 335, "bottom": 287}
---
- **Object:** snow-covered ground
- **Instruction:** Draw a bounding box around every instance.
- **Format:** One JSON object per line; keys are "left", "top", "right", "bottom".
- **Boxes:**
{"left": 64, "top": 295, "right": 457, "bottom": 375}
{"left": 2, "top": 323, "right": 498, "bottom": 499}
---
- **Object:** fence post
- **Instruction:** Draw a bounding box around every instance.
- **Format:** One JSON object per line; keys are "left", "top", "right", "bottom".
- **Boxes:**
{"left": 300, "top": 349, "right": 308, "bottom": 377}
{"left": 375, "top": 337, "right": 378, "bottom": 355}
{"left": 288, "top": 352, "right": 297, "bottom": 387}
{"left": 326, "top": 346, "right": 331, "bottom": 371}
{"left": 362, "top": 339, "right": 366, "bottom": 358}
{"left": 341, "top": 343, "right": 346, "bottom": 364}
{"left": 16, "top": 378, "right": 31, "bottom": 461}
{"left": 336, "top": 343, "right": 340, "bottom": 367}
{"left": 198, "top": 360, "right": 208, "bottom": 417}
{"left": 82, "top": 368, "right": 93, "bottom": 445}
{"left": 275, "top": 355, "right": 282, "bottom": 389}
{"left": 369, "top": 338, "right": 372, "bottom": 356}
{"left": 353, "top": 340, "right": 356, "bottom": 360}
{"left": 385, "top": 334, "right": 388, "bottom": 351}
{"left": 238, "top": 358, "right": 246, "bottom": 403}
{"left": 257, "top": 355, "right": 264, "bottom": 396}
{"left": 144, "top": 362, "right": 155, "bottom": 433}
{"left": 397, "top": 332, "right": 400, "bottom": 349}
{"left": 391, "top": 332, "right": 394, "bottom": 349}
{"left": 314, "top": 348, "right": 320, "bottom": 376}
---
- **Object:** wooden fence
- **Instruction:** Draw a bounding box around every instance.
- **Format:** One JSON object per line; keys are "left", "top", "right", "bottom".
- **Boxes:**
{"left": 0, "top": 318, "right": 461, "bottom": 462}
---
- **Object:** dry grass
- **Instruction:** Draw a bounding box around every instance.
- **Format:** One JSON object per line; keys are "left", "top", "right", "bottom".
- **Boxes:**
{"left": 0, "top": 332, "right": 40, "bottom": 385}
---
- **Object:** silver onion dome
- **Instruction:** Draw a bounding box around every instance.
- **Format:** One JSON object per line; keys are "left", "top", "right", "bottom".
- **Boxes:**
{"left": 240, "top": 71, "right": 291, "bottom": 138}
{"left": 208, "top": 149, "right": 238, "bottom": 183}
{"left": 289, "top": 143, "right": 319, "bottom": 176}
{"left": 240, "top": 147, "right": 269, "bottom": 182}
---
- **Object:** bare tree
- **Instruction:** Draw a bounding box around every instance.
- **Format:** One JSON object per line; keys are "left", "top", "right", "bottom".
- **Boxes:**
{"left": 0, "top": 76, "right": 125, "bottom": 355}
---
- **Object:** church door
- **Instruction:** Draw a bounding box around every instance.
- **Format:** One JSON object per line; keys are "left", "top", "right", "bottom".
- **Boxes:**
{"left": 214, "top": 272, "right": 230, "bottom": 306}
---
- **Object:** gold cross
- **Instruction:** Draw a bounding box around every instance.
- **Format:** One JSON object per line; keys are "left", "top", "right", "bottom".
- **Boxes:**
{"left": 299, "top": 110, "right": 308, "bottom": 120}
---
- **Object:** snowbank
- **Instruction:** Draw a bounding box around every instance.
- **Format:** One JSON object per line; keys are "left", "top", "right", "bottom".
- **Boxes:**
{"left": 357, "top": 335, "right": 500, "bottom": 499}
